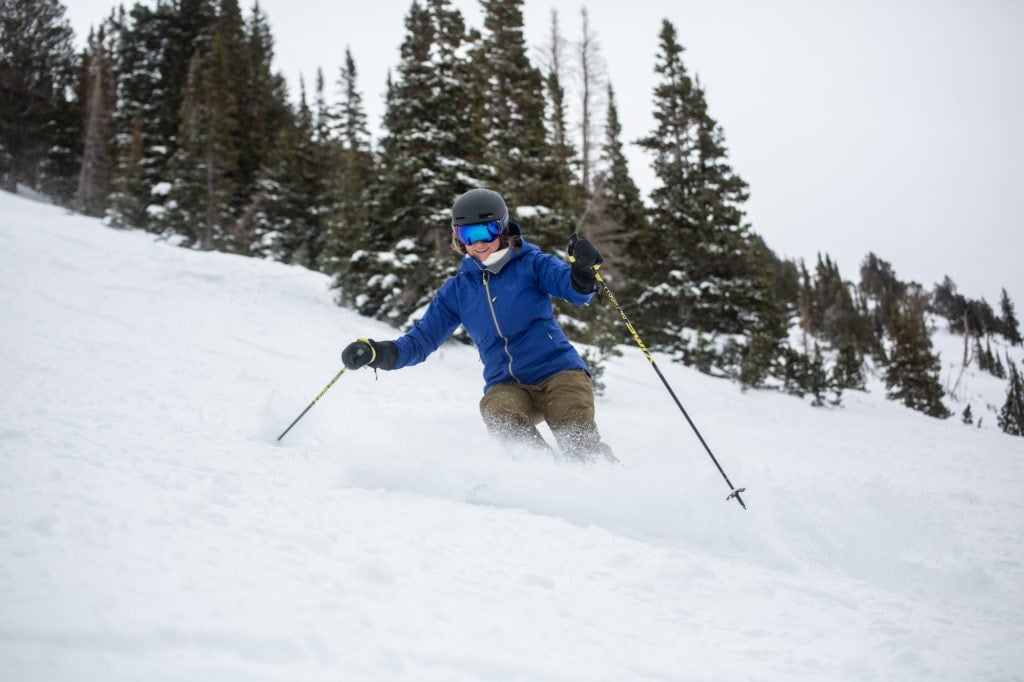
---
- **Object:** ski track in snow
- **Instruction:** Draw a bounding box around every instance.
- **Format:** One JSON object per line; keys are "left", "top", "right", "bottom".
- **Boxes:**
{"left": 1, "top": 191, "right": 1022, "bottom": 681}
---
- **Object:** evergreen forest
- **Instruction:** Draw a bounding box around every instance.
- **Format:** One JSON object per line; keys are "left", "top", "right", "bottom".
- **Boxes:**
{"left": 2, "top": 0, "right": 1022, "bottom": 435}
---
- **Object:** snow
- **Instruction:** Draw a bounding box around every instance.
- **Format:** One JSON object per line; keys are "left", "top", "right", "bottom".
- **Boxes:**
{"left": 1, "top": 189, "right": 1022, "bottom": 681}
{"left": 150, "top": 181, "right": 172, "bottom": 196}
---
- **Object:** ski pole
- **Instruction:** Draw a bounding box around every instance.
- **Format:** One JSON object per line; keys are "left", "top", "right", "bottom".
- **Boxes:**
{"left": 592, "top": 268, "right": 747, "bottom": 509}
{"left": 276, "top": 367, "right": 348, "bottom": 442}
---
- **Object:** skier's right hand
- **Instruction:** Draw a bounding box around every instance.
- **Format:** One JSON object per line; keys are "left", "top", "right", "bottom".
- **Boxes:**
{"left": 342, "top": 339, "right": 374, "bottom": 369}
{"left": 341, "top": 338, "right": 399, "bottom": 370}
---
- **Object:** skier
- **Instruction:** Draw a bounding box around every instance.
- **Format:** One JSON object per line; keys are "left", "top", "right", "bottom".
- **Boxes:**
{"left": 341, "top": 188, "right": 615, "bottom": 462}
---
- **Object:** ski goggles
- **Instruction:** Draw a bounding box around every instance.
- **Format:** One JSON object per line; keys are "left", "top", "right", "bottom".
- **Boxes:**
{"left": 454, "top": 220, "right": 503, "bottom": 246}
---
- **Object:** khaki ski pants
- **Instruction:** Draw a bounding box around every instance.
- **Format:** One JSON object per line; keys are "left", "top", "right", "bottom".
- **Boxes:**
{"left": 479, "top": 369, "right": 615, "bottom": 461}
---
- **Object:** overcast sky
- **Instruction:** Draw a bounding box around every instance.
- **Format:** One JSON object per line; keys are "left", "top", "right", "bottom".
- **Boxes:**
{"left": 66, "top": 0, "right": 1024, "bottom": 308}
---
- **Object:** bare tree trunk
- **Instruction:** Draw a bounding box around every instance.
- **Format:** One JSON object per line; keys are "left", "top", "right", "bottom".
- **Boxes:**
{"left": 575, "top": 7, "right": 604, "bottom": 196}
{"left": 76, "top": 37, "right": 114, "bottom": 216}
{"left": 545, "top": 10, "right": 567, "bottom": 150}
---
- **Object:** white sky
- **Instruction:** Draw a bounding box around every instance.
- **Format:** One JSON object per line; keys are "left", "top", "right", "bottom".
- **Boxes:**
{"left": 65, "top": 0, "right": 1024, "bottom": 308}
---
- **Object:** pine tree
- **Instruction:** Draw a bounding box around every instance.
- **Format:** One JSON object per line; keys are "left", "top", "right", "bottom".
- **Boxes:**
{"left": 251, "top": 86, "right": 301, "bottom": 262}
{"left": 859, "top": 252, "right": 905, "bottom": 344}
{"left": 105, "top": 2, "right": 169, "bottom": 227}
{"left": 251, "top": 76, "right": 334, "bottom": 267}
{"left": 931, "top": 275, "right": 967, "bottom": 331}
{"left": 832, "top": 339, "right": 866, "bottom": 391}
{"left": 590, "top": 84, "right": 646, "bottom": 287}
{"left": 806, "top": 255, "right": 875, "bottom": 366}
{"left": 961, "top": 404, "right": 974, "bottom": 425}
{"left": 997, "top": 356, "right": 1024, "bottom": 436}
{"left": 628, "top": 19, "right": 777, "bottom": 373}
{"left": 967, "top": 298, "right": 997, "bottom": 338}
{"left": 106, "top": 107, "right": 147, "bottom": 227}
{"left": 999, "top": 288, "right": 1022, "bottom": 346}
{"left": 884, "top": 287, "right": 952, "bottom": 418}
{"left": 477, "top": 0, "right": 572, "bottom": 251}
{"left": 0, "top": 0, "right": 78, "bottom": 194}
{"left": 991, "top": 344, "right": 1006, "bottom": 380}
{"left": 738, "top": 236, "right": 795, "bottom": 388}
{"left": 326, "top": 47, "right": 377, "bottom": 301}
{"left": 807, "top": 255, "right": 859, "bottom": 345}
{"left": 780, "top": 343, "right": 831, "bottom": 405}
{"left": 107, "top": 0, "right": 217, "bottom": 228}
{"left": 477, "top": 0, "right": 548, "bottom": 200}
{"left": 162, "top": 25, "right": 240, "bottom": 250}
{"left": 358, "top": 0, "right": 486, "bottom": 324}
{"left": 38, "top": 47, "right": 83, "bottom": 205}
{"left": 232, "top": 0, "right": 272, "bottom": 207}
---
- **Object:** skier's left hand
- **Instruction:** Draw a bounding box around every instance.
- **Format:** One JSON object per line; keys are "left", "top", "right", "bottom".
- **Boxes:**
{"left": 567, "top": 235, "right": 603, "bottom": 269}
{"left": 567, "top": 235, "right": 602, "bottom": 294}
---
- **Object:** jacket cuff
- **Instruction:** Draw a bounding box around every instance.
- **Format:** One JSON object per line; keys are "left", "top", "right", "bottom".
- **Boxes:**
{"left": 368, "top": 340, "right": 399, "bottom": 370}
{"left": 570, "top": 263, "right": 598, "bottom": 294}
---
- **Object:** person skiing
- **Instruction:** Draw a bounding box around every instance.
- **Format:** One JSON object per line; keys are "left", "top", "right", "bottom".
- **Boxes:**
{"left": 340, "top": 188, "right": 615, "bottom": 462}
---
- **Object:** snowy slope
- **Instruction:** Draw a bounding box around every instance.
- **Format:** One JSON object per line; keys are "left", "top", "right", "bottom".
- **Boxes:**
{"left": 1, "top": 190, "right": 1022, "bottom": 681}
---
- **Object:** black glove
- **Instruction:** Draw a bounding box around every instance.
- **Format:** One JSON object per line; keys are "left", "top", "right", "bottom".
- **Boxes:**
{"left": 568, "top": 234, "right": 603, "bottom": 268}
{"left": 341, "top": 338, "right": 399, "bottom": 370}
{"left": 567, "top": 235, "right": 603, "bottom": 293}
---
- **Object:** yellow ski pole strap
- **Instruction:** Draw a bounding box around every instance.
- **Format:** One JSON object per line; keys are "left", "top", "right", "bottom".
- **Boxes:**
{"left": 356, "top": 337, "right": 377, "bottom": 365}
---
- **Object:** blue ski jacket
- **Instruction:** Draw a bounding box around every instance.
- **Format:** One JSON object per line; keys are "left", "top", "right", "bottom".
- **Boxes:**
{"left": 392, "top": 233, "right": 593, "bottom": 394}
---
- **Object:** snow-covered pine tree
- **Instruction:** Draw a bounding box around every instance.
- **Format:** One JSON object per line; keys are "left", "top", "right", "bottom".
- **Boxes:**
{"left": 324, "top": 47, "right": 376, "bottom": 298}
{"left": 106, "top": 107, "right": 148, "bottom": 227}
{"left": 249, "top": 90, "right": 305, "bottom": 262}
{"left": 251, "top": 76, "right": 335, "bottom": 267}
{"left": 231, "top": 0, "right": 289, "bottom": 233}
{"left": 476, "top": 0, "right": 573, "bottom": 253}
{"left": 104, "top": 4, "right": 162, "bottom": 228}
{"left": 357, "top": 0, "right": 487, "bottom": 324}
{"left": 160, "top": 0, "right": 287, "bottom": 254}
{"left": 628, "top": 19, "right": 778, "bottom": 374}
{"left": 106, "top": 0, "right": 216, "bottom": 229}
{"left": 997, "top": 356, "right": 1024, "bottom": 436}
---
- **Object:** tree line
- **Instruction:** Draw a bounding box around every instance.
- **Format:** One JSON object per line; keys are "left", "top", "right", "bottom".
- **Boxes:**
{"left": 2, "top": 0, "right": 1022, "bottom": 435}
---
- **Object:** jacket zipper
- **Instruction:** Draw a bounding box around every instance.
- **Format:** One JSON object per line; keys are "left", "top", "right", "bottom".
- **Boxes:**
{"left": 483, "top": 272, "right": 520, "bottom": 383}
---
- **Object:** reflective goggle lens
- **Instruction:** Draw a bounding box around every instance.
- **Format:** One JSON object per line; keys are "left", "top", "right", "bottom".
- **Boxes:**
{"left": 455, "top": 220, "right": 503, "bottom": 246}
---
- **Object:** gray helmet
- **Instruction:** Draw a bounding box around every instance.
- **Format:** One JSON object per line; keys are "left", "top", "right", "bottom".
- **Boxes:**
{"left": 451, "top": 188, "right": 509, "bottom": 228}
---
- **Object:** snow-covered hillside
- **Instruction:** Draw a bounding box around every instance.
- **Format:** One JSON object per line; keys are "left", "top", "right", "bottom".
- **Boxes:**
{"left": 1, "top": 190, "right": 1021, "bottom": 681}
